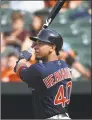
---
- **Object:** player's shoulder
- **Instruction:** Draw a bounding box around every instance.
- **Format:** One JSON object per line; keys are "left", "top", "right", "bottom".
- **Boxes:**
{"left": 60, "top": 60, "right": 69, "bottom": 66}
{"left": 56, "top": 60, "right": 69, "bottom": 68}
{"left": 31, "top": 60, "right": 69, "bottom": 70}
{"left": 30, "top": 62, "right": 45, "bottom": 71}
{"left": 30, "top": 61, "right": 56, "bottom": 74}
{"left": 31, "top": 60, "right": 68, "bottom": 68}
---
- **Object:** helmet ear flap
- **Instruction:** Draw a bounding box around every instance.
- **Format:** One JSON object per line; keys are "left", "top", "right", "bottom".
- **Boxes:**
{"left": 49, "top": 36, "right": 62, "bottom": 56}
{"left": 55, "top": 47, "right": 59, "bottom": 56}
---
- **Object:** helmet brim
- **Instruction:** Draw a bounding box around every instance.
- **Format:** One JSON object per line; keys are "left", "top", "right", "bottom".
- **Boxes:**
{"left": 30, "top": 36, "right": 51, "bottom": 44}
{"left": 30, "top": 36, "right": 39, "bottom": 41}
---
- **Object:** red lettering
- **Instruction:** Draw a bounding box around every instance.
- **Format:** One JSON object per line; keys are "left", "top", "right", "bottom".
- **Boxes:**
{"left": 49, "top": 74, "right": 55, "bottom": 87}
{"left": 66, "top": 81, "right": 72, "bottom": 104}
{"left": 60, "top": 69, "right": 64, "bottom": 80}
{"left": 54, "top": 71, "right": 62, "bottom": 83}
{"left": 54, "top": 81, "right": 72, "bottom": 107}
{"left": 63, "top": 68, "right": 69, "bottom": 79}
{"left": 43, "top": 67, "right": 72, "bottom": 89}
{"left": 58, "top": 69, "right": 64, "bottom": 81}
{"left": 43, "top": 76, "right": 51, "bottom": 88}
{"left": 54, "top": 85, "right": 66, "bottom": 107}
{"left": 43, "top": 74, "right": 54, "bottom": 88}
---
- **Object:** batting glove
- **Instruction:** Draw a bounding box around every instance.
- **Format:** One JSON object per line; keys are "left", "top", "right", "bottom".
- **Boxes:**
{"left": 14, "top": 49, "right": 32, "bottom": 72}
{"left": 19, "top": 50, "right": 32, "bottom": 61}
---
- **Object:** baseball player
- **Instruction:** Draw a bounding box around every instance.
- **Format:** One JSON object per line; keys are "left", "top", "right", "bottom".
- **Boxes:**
{"left": 14, "top": 29, "right": 72, "bottom": 119}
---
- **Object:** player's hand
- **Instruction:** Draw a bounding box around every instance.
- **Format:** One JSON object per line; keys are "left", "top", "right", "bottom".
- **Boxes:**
{"left": 19, "top": 50, "right": 32, "bottom": 61}
{"left": 14, "top": 49, "right": 32, "bottom": 72}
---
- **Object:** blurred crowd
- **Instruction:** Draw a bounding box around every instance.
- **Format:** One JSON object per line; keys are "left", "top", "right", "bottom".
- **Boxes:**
{"left": 1, "top": 0, "right": 91, "bottom": 82}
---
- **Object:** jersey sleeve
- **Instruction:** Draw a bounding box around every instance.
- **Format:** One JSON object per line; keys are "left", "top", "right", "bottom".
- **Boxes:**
{"left": 19, "top": 65, "right": 40, "bottom": 88}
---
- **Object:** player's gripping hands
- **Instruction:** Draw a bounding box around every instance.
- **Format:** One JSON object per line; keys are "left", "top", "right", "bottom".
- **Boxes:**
{"left": 14, "top": 49, "right": 32, "bottom": 72}
{"left": 19, "top": 50, "right": 32, "bottom": 61}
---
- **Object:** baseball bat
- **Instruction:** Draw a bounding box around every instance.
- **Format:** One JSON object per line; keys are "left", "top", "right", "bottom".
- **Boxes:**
{"left": 42, "top": 0, "right": 67, "bottom": 29}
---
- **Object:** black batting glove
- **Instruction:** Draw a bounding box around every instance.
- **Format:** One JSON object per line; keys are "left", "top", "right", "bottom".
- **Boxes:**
{"left": 19, "top": 50, "right": 32, "bottom": 61}
{"left": 14, "top": 50, "right": 32, "bottom": 72}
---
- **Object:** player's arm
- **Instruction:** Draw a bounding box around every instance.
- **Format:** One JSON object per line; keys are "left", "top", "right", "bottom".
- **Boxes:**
{"left": 15, "top": 59, "right": 39, "bottom": 88}
{"left": 14, "top": 50, "right": 38, "bottom": 88}
{"left": 15, "top": 59, "right": 27, "bottom": 76}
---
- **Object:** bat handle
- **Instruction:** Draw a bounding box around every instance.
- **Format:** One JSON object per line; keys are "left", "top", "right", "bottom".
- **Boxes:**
{"left": 42, "top": 18, "right": 52, "bottom": 29}
{"left": 42, "top": 25, "right": 47, "bottom": 29}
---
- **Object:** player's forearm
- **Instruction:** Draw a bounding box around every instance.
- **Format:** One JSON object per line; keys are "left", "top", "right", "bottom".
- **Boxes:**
{"left": 16, "top": 59, "right": 27, "bottom": 76}
{"left": 14, "top": 49, "right": 32, "bottom": 76}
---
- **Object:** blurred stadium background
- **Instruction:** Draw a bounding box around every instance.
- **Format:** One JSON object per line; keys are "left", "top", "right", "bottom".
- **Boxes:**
{"left": 1, "top": 0, "right": 91, "bottom": 119}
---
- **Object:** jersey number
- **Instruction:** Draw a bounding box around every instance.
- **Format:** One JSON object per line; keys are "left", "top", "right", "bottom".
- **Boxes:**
{"left": 54, "top": 81, "right": 72, "bottom": 107}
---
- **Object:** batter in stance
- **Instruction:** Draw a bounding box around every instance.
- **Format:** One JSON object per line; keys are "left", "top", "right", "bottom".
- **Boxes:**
{"left": 14, "top": 29, "right": 72, "bottom": 119}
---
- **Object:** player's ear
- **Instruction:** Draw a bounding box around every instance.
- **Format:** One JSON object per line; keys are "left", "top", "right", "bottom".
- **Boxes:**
{"left": 53, "top": 45, "right": 56, "bottom": 50}
{"left": 52, "top": 44, "right": 56, "bottom": 51}
{"left": 49, "top": 45, "right": 56, "bottom": 52}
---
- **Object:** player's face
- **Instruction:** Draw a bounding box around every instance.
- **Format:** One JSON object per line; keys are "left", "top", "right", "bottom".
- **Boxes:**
{"left": 33, "top": 41, "right": 54, "bottom": 60}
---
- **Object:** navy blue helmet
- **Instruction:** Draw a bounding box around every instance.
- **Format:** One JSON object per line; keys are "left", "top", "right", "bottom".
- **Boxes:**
{"left": 30, "top": 29, "right": 63, "bottom": 55}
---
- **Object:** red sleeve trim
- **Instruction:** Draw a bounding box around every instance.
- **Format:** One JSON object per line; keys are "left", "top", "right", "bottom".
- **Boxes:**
{"left": 16, "top": 66, "right": 26, "bottom": 77}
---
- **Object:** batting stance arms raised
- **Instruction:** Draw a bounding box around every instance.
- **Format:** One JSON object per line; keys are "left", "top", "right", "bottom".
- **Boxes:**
{"left": 14, "top": 29, "right": 72, "bottom": 119}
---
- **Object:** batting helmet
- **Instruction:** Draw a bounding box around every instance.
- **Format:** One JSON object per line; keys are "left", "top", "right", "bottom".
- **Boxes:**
{"left": 30, "top": 29, "right": 63, "bottom": 55}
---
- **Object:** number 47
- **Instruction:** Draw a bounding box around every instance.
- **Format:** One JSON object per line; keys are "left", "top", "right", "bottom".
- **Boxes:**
{"left": 54, "top": 81, "right": 72, "bottom": 107}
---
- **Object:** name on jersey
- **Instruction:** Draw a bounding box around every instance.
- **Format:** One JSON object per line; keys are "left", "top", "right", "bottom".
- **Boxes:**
{"left": 43, "top": 67, "right": 72, "bottom": 88}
